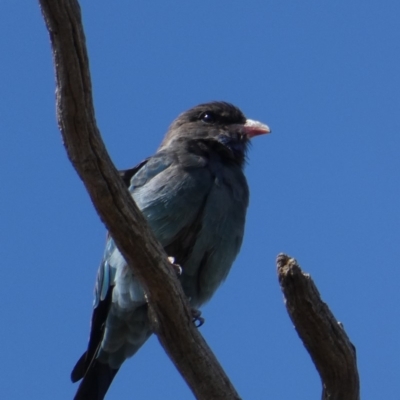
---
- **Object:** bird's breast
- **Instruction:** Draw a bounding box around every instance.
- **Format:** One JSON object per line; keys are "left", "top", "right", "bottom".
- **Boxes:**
{"left": 177, "top": 161, "right": 249, "bottom": 306}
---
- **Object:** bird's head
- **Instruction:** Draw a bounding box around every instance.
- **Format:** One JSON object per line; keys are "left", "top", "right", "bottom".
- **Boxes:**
{"left": 159, "top": 102, "right": 270, "bottom": 167}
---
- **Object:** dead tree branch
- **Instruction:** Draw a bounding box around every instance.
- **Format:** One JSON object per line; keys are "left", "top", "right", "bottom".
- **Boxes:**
{"left": 38, "top": 0, "right": 240, "bottom": 398}
{"left": 277, "top": 253, "right": 360, "bottom": 400}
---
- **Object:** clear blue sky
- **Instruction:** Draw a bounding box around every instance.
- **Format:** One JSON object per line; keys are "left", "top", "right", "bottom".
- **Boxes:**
{"left": 1, "top": 1, "right": 399, "bottom": 399}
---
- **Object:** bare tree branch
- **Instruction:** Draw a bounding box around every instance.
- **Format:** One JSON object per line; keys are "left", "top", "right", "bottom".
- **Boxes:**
{"left": 38, "top": 0, "right": 241, "bottom": 398}
{"left": 276, "top": 254, "right": 360, "bottom": 400}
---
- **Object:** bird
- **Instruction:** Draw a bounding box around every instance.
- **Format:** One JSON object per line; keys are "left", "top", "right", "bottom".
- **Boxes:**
{"left": 71, "top": 101, "right": 270, "bottom": 399}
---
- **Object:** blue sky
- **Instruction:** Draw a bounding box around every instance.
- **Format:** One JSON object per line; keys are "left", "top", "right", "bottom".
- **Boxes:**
{"left": 1, "top": 1, "right": 399, "bottom": 399}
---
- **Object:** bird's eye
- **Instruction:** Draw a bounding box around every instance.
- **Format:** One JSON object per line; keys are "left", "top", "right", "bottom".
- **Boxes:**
{"left": 200, "top": 112, "right": 215, "bottom": 123}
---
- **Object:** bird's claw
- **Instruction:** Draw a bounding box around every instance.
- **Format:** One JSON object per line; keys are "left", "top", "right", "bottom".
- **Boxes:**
{"left": 168, "top": 256, "right": 182, "bottom": 276}
{"left": 191, "top": 308, "right": 205, "bottom": 328}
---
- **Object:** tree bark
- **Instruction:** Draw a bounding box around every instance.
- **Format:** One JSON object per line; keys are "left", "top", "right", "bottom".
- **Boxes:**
{"left": 277, "top": 254, "right": 360, "bottom": 400}
{"left": 38, "top": 1, "right": 241, "bottom": 399}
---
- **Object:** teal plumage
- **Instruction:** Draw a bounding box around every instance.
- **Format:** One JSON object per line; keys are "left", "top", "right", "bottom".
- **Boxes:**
{"left": 72, "top": 102, "right": 270, "bottom": 399}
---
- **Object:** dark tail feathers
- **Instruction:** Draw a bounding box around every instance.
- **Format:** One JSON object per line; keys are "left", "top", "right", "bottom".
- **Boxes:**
{"left": 72, "top": 352, "right": 118, "bottom": 400}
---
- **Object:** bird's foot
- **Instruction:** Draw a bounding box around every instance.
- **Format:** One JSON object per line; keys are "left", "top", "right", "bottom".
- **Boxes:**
{"left": 167, "top": 257, "right": 203, "bottom": 327}
{"left": 168, "top": 256, "right": 182, "bottom": 276}
{"left": 191, "top": 308, "right": 205, "bottom": 328}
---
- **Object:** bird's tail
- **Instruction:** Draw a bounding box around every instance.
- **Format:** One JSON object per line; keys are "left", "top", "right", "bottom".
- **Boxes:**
{"left": 72, "top": 352, "right": 119, "bottom": 400}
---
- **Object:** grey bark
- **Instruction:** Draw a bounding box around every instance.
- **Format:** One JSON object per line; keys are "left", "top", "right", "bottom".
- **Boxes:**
{"left": 277, "top": 254, "right": 360, "bottom": 400}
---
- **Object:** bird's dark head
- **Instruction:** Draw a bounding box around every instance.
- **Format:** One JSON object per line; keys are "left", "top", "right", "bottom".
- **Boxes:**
{"left": 160, "top": 102, "right": 270, "bottom": 167}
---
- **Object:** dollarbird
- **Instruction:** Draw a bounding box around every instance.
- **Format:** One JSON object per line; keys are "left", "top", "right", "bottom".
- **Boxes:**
{"left": 71, "top": 101, "right": 270, "bottom": 399}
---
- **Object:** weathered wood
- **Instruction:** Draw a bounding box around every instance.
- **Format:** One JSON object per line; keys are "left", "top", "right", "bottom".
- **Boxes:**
{"left": 277, "top": 254, "right": 360, "bottom": 400}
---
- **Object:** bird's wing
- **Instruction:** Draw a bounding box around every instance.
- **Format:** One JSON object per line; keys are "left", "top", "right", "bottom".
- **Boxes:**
{"left": 119, "top": 158, "right": 150, "bottom": 187}
{"left": 129, "top": 150, "right": 214, "bottom": 248}
{"left": 71, "top": 155, "right": 174, "bottom": 382}
{"left": 72, "top": 150, "right": 214, "bottom": 381}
